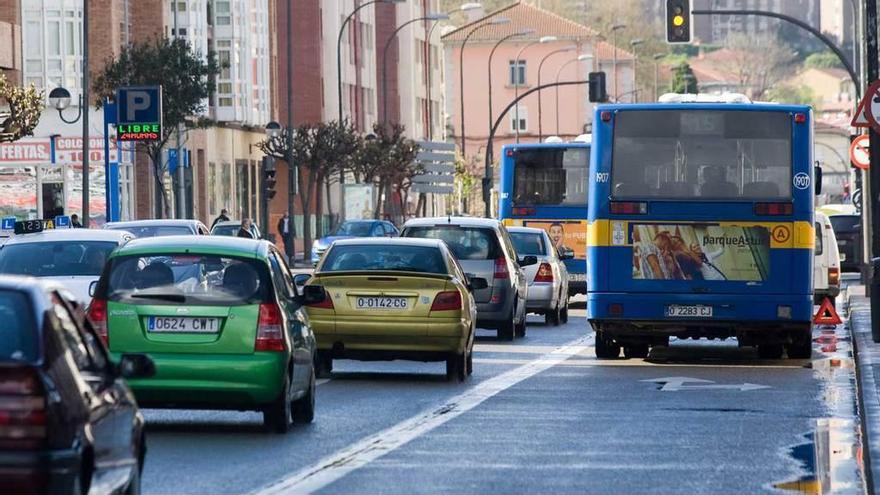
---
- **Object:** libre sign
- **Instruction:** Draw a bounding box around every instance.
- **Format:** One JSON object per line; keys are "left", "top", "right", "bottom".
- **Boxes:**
{"left": 116, "top": 86, "right": 163, "bottom": 141}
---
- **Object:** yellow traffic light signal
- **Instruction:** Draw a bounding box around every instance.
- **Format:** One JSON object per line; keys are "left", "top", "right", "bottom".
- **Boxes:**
{"left": 666, "top": 0, "right": 692, "bottom": 44}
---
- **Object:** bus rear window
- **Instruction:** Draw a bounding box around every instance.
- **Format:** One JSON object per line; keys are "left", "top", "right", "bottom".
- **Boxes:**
{"left": 512, "top": 147, "right": 588, "bottom": 206}
{"left": 610, "top": 110, "right": 792, "bottom": 201}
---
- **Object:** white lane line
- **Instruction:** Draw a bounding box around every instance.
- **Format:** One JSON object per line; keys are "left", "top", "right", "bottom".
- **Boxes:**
{"left": 249, "top": 336, "right": 591, "bottom": 495}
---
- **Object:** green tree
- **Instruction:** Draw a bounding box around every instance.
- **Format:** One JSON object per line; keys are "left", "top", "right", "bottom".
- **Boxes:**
{"left": 804, "top": 50, "right": 844, "bottom": 70}
{"left": 765, "top": 84, "right": 818, "bottom": 107}
{"left": 93, "top": 37, "right": 220, "bottom": 218}
{"left": 0, "top": 74, "right": 44, "bottom": 143}
{"left": 671, "top": 63, "right": 698, "bottom": 94}
{"left": 259, "top": 119, "right": 361, "bottom": 250}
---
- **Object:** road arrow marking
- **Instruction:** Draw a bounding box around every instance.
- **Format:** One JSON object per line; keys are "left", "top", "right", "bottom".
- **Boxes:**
{"left": 641, "top": 376, "right": 770, "bottom": 392}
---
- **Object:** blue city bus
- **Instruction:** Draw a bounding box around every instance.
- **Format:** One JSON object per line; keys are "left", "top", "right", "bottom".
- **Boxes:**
{"left": 587, "top": 99, "right": 819, "bottom": 360}
{"left": 498, "top": 141, "right": 590, "bottom": 296}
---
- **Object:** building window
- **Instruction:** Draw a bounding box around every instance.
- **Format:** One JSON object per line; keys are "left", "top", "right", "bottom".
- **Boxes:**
{"left": 510, "top": 105, "right": 528, "bottom": 132}
{"left": 215, "top": 0, "right": 231, "bottom": 25}
{"left": 509, "top": 60, "right": 526, "bottom": 86}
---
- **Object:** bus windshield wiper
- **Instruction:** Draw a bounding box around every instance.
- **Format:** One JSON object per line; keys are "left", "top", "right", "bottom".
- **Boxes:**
{"left": 130, "top": 293, "right": 187, "bottom": 303}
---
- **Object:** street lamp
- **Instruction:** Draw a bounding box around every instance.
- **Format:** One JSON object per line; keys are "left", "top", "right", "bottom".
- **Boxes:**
{"left": 512, "top": 35, "right": 556, "bottom": 143}
{"left": 488, "top": 28, "right": 535, "bottom": 140}
{"left": 382, "top": 13, "right": 450, "bottom": 124}
{"left": 49, "top": 85, "right": 91, "bottom": 226}
{"left": 266, "top": 120, "right": 295, "bottom": 262}
{"left": 459, "top": 16, "right": 511, "bottom": 157}
{"left": 611, "top": 23, "right": 626, "bottom": 102}
{"left": 553, "top": 54, "right": 592, "bottom": 135}
{"left": 427, "top": 2, "right": 482, "bottom": 140}
{"left": 629, "top": 39, "right": 643, "bottom": 102}
{"left": 652, "top": 53, "right": 664, "bottom": 101}
{"left": 537, "top": 45, "right": 576, "bottom": 140}
{"left": 49, "top": 87, "right": 80, "bottom": 123}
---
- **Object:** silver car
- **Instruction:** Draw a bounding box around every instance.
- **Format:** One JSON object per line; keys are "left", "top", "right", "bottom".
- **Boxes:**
{"left": 401, "top": 217, "right": 536, "bottom": 341}
{"left": 105, "top": 219, "right": 210, "bottom": 237}
{"left": 508, "top": 227, "right": 570, "bottom": 326}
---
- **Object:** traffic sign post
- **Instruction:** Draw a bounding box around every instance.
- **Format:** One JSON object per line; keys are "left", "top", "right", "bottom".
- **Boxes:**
{"left": 851, "top": 135, "right": 870, "bottom": 169}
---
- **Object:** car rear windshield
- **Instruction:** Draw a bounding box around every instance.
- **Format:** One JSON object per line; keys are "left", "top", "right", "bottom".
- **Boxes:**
{"left": 107, "top": 225, "right": 193, "bottom": 237}
{"left": 611, "top": 110, "right": 792, "bottom": 200}
{"left": 0, "top": 290, "right": 37, "bottom": 362}
{"left": 510, "top": 232, "right": 547, "bottom": 256}
{"left": 333, "top": 222, "right": 374, "bottom": 236}
{"left": 403, "top": 226, "right": 501, "bottom": 260}
{"left": 0, "top": 241, "right": 118, "bottom": 277}
{"left": 102, "top": 254, "right": 271, "bottom": 306}
{"left": 830, "top": 215, "right": 860, "bottom": 234}
{"left": 321, "top": 245, "right": 448, "bottom": 274}
{"left": 512, "top": 147, "right": 589, "bottom": 206}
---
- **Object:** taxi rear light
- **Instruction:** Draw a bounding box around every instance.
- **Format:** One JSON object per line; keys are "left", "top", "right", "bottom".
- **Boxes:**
{"left": 0, "top": 366, "right": 46, "bottom": 450}
{"left": 494, "top": 257, "right": 510, "bottom": 279}
{"left": 534, "top": 263, "right": 554, "bottom": 283}
{"left": 87, "top": 298, "right": 108, "bottom": 346}
{"left": 754, "top": 202, "right": 792, "bottom": 216}
{"left": 255, "top": 303, "right": 285, "bottom": 352}
{"left": 512, "top": 207, "right": 535, "bottom": 216}
{"left": 431, "top": 291, "right": 462, "bottom": 312}
{"left": 609, "top": 201, "right": 647, "bottom": 215}
{"left": 306, "top": 287, "right": 334, "bottom": 309}
{"left": 828, "top": 267, "right": 840, "bottom": 286}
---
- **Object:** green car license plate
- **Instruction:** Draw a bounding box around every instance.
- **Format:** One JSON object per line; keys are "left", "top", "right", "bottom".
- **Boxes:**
{"left": 148, "top": 316, "right": 220, "bottom": 333}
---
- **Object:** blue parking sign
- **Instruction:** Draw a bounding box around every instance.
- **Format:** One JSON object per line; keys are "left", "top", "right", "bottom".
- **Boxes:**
{"left": 1, "top": 217, "right": 14, "bottom": 230}
{"left": 116, "top": 86, "right": 163, "bottom": 142}
{"left": 54, "top": 215, "right": 71, "bottom": 228}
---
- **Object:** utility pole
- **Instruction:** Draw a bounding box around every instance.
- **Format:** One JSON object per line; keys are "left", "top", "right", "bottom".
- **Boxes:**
{"left": 286, "top": 0, "right": 296, "bottom": 264}
{"left": 81, "top": 0, "right": 90, "bottom": 227}
{"left": 866, "top": 0, "right": 880, "bottom": 341}
{"left": 173, "top": 0, "right": 185, "bottom": 219}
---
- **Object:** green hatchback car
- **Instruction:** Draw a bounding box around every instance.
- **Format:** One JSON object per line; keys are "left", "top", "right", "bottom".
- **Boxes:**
{"left": 86, "top": 236, "right": 318, "bottom": 433}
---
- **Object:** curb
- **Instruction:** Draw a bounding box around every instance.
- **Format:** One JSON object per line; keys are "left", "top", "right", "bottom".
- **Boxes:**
{"left": 847, "top": 289, "right": 878, "bottom": 493}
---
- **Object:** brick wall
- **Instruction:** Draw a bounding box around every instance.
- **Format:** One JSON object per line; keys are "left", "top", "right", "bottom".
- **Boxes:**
{"left": 375, "top": 4, "right": 399, "bottom": 124}
{"left": 0, "top": 0, "right": 21, "bottom": 84}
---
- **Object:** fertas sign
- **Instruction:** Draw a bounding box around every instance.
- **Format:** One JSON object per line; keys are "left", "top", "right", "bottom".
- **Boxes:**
{"left": 116, "top": 86, "right": 163, "bottom": 142}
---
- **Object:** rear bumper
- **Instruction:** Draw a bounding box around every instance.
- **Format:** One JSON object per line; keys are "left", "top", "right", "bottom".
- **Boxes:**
{"left": 112, "top": 352, "right": 286, "bottom": 408}
{"left": 0, "top": 448, "right": 80, "bottom": 495}
{"left": 311, "top": 316, "right": 469, "bottom": 357}
{"left": 475, "top": 296, "right": 515, "bottom": 329}
{"left": 588, "top": 292, "right": 812, "bottom": 327}
{"left": 525, "top": 283, "right": 555, "bottom": 311}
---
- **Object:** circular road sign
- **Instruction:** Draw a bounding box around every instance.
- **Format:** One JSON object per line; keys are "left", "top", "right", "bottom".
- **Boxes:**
{"left": 850, "top": 135, "right": 870, "bottom": 170}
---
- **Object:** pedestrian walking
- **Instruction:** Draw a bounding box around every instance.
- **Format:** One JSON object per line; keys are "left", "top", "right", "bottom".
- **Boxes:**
{"left": 237, "top": 218, "right": 255, "bottom": 239}
{"left": 212, "top": 208, "right": 230, "bottom": 229}
{"left": 70, "top": 214, "right": 83, "bottom": 228}
{"left": 277, "top": 212, "right": 294, "bottom": 261}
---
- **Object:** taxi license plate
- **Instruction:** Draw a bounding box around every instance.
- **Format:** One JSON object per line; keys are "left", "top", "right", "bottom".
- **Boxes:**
{"left": 148, "top": 317, "right": 220, "bottom": 333}
{"left": 665, "top": 305, "right": 712, "bottom": 318}
{"left": 356, "top": 297, "right": 408, "bottom": 310}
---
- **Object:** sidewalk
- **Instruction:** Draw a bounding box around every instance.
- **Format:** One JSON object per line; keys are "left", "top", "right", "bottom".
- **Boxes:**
{"left": 846, "top": 284, "right": 880, "bottom": 491}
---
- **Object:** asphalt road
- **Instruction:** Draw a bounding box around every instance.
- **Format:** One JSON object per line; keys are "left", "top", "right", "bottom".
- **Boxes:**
{"left": 140, "top": 298, "right": 863, "bottom": 494}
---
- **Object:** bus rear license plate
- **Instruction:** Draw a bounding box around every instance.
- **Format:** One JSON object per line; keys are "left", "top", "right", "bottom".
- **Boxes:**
{"left": 666, "top": 305, "right": 712, "bottom": 318}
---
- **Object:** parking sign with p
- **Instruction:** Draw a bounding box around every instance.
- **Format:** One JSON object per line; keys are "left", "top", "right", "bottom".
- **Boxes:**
{"left": 116, "top": 86, "right": 163, "bottom": 141}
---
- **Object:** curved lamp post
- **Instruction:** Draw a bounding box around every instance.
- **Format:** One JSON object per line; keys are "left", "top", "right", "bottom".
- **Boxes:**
{"left": 49, "top": 86, "right": 91, "bottom": 226}
{"left": 652, "top": 53, "right": 665, "bottom": 100}
{"left": 610, "top": 23, "right": 626, "bottom": 101}
{"left": 382, "top": 13, "right": 449, "bottom": 124}
{"left": 487, "top": 28, "right": 535, "bottom": 139}
{"left": 553, "top": 54, "right": 592, "bottom": 135}
{"left": 459, "top": 16, "right": 511, "bottom": 156}
{"left": 629, "top": 38, "right": 643, "bottom": 102}
{"left": 512, "top": 35, "right": 556, "bottom": 143}
{"left": 536, "top": 45, "right": 576, "bottom": 140}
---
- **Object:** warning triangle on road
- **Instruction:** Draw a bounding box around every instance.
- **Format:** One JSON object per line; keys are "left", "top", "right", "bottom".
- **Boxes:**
{"left": 813, "top": 298, "right": 842, "bottom": 326}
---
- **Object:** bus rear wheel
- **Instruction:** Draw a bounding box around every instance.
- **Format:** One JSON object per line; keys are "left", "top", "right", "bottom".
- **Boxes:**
{"left": 786, "top": 329, "right": 813, "bottom": 359}
{"left": 757, "top": 343, "right": 784, "bottom": 359}
{"left": 595, "top": 330, "right": 620, "bottom": 359}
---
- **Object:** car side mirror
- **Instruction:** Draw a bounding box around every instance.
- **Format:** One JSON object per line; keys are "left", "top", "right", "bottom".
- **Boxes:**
{"left": 814, "top": 163, "right": 823, "bottom": 196}
{"left": 302, "top": 285, "right": 326, "bottom": 305}
{"left": 468, "top": 276, "right": 489, "bottom": 291}
{"left": 293, "top": 273, "right": 311, "bottom": 287}
{"left": 519, "top": 255, "right": 538, "bottom": 267}
{"left": 88, "top": 280, "right": 98, "bottom": 297}
{"left": 118, "top": 353, "right": 156, "bottom": 379}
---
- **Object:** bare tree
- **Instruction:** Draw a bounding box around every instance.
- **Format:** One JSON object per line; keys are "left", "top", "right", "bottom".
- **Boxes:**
{"left": 722, "top": 33, "right": 796, "bottom": 99}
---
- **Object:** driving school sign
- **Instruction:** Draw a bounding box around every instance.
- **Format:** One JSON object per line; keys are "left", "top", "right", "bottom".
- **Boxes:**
{"left": 116, "top": 86, "right": 162, "bottom": 141}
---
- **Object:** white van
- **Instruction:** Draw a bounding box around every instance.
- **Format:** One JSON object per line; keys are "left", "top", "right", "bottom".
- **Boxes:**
{"left": 814, "top": 211, "right": 841, "bottom": 306}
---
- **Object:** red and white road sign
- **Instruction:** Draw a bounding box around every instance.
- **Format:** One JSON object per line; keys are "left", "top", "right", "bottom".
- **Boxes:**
{"left": 850, "top": 135, "right": 870, "bottom": 169}
{"left": 852, "top": 80, "right": 880, "bottom": 129}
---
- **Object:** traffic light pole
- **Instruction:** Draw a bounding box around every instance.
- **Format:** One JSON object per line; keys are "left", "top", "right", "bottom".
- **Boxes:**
{"left": 864, "top": 0, "right": 880, "bottom": 342}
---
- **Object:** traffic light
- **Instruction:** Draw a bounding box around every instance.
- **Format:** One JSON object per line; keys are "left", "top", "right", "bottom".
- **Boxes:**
{"left": 588, "top": 72, "right": 607, "bottom": 103}
{"left": 262, "top": 156, "right": 277, "bottom": 200}
{"left": 665, "top": 0, "right": 692, "bottom": 44}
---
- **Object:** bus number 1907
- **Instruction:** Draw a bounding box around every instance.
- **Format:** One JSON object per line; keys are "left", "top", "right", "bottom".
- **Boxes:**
{"left": 596, "top": 173, "right": 609, "bottom": 183}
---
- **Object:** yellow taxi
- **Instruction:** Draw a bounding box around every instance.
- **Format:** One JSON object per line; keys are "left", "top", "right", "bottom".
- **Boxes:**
{"left": 296, "top": 238, "right": 485, "bottom": 382}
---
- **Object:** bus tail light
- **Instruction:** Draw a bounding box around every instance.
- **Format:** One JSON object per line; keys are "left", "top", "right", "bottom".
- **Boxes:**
{"left": 494, "top": 257, "right": 510, "bottom": 279}
{"left": 609, "top": 202, "right": 647, "bottom": 215}
{"left": 794, "top": 113, "right": 806, "bottom": 124}
{"left": 600, "top": 111, "right": 612, "bottom": 122}
{"left": 512, "top": 207, "right": 535, "bottom": 216}
{"left": 608, "top": 303, "right": 623, "bottom": 316}
{"left": 754, "top": 202, "right": 793, "bottom": 216}
{"left": 534, "top": 263, "right": 554, "bottom": 283}
{"left": 828, "top": 267, "right": 840, "bottom": 287}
